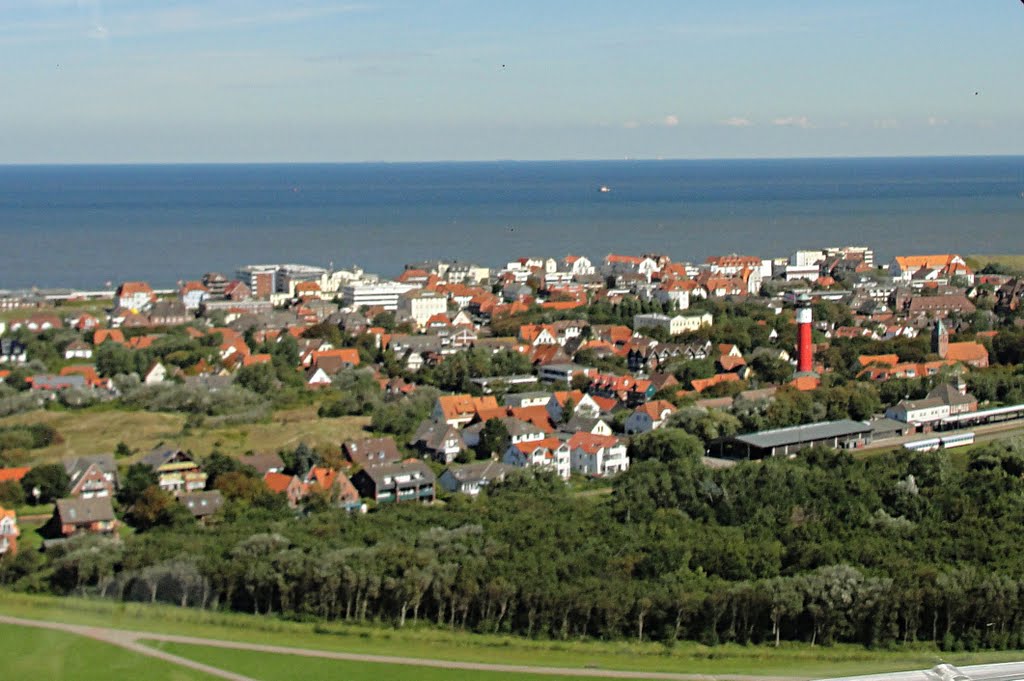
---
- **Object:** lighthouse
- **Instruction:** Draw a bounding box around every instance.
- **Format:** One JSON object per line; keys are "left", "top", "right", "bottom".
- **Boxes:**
{"left": 796, "top": 293, "right": 813, "bottom": 373}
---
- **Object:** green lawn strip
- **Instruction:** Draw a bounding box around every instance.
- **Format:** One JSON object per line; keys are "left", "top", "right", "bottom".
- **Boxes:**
{"left": 2, "top": 592, "right": 1022, "bottom": 678}
{"left": 148, "top": 641, "right": 617, "bottom": 681}
{"left": 966, "top": 254, "right": 1024, "bottom": 273}
{"left": 0, "top": 623, "right": 220, "bottom": 681}
{"left": 0, "top": 407, "right": 369, "bottom": 463}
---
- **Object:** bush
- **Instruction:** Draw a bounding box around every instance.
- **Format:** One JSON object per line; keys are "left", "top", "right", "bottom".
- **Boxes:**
{"left": 0, "top": 424, "right": 62, "bottom": 452}
{"left": 120, "top": 383, "right": 268, "bottom": 417}
{"left": 20, "top": 464, "right": 70, "bottom": 503}
{"left": 0, "top": 392, "right": 44, "bottom": 418}
{"left": 0, "top": 480, "right": 25, "bottom": 507}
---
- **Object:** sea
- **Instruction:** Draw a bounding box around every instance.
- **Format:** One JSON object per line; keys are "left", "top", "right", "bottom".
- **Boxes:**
{"left": 1, "top": 156, "right": 1023, "bottom": 290}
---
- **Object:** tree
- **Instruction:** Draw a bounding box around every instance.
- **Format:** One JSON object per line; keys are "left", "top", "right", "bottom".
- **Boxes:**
{"left": 286, "top": 442, "right": 319, "bottom": 477}
{"left": 627, "top": 429, "right": 704, "bottom": 464}
{"left": 95, "top": 342, "right": 135, "bottom": 378}
{"left": 270, "top": 334, "right": 300, "bottom": 369}
{"left": 114, "top": 441, "right": 135, "bottom": 459}
{"left": 750, "top": 354, "right": 794, "bottom": 385}
{"left": 560, "top": 397, "right": 576, "bottom": 425}
{"left": 203, "top": 450, "right": 253, "bottom": 488}
{"left": 0, "top": 480, "right": 25, "bottom": 507}
{"left": 570, "top": 374, "right": 591, "bottom": 392}
{"left": 126, "top": 486, "right": 193, "bottom": 531}
{"left": 668, "top": 408, "right": 741, "bottom": 445}
{"left": 214, "top": 471, "right": 274, "bottom": 505}
{"left": 118, "top": 462, "right": 159, "bottom": 506}
{"left": 477, "top": 418, "right": 510, "bottom": 460}
{"left": 234, "top": 362, "right": 278, "bottom": 395}
{"left": 20, "top": 464, "right": 69, "bottom": 503}
{"left": 764, "top": 577, "right": 803, "bottom": 647}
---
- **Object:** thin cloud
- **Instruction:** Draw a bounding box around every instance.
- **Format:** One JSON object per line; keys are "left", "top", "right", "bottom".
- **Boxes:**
{"left": 772, "top": 116, "right": 812, "bottom": 129}
{"left": 623, "top": 120, "right": 639, "bottom": 129}
{"left": 721, "top": 116, "right": 753, "bottom": 128}
{"left": 0, "top": 1, "right": 374, "bottom": 44}
{"left": 87, "top": 24, "right": 109, "bottom": 40}
{"left": 873, "top": 119, "right": 900, "bottom": 129}
{"left": 663, "top": 115, "right": 679, "bottom": 127}
{"left": 926, "top": 116, "right": 949, "bottom": 127}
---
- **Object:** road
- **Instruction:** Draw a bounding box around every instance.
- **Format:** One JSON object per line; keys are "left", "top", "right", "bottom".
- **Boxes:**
{"left": 0, "top": 614, "right": 807, "bottom": 681}
{"left": 816, "top": 661, "right": 1024, "bottom": 681}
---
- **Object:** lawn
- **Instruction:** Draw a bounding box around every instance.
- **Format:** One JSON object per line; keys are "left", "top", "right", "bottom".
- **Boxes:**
{"left": 149, "top": 642, "right": 620, "bottom": 681}
{"left": 966, "top": 254, "right": 1024, "bottom": 273}
{"left": 4, "top": 592, "right": 1024, "bottom": 679}
{"left": 0, "top": 623, "right": 220, "bottom": 681}
{"left": 0, "top": 407, "right": 370, "bottom": 462}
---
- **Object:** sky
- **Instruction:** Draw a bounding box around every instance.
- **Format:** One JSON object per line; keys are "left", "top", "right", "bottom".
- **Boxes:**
{"left": 1, "top": 0, "right": 1023, "bottom": 163}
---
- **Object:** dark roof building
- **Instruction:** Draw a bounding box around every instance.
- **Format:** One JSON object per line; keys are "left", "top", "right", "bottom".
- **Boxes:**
{"left": 409, "top": 420, "right": 465, "bottom": 464}
{"left": 351, "top": 460, "right": 435, "bottom": 504}
{"left": 178, "top": 490, "right": 224, "bottom": 519}
{"left": 52, "top": 496, "right": 118, "bottom": 537}
{"left": 439, "top": 461, "right": 516, "bottom": 496}
{"left": 238, "top": 452, "right": 286, "bottom": 476}
{"left": 342, "top": 437, "right": 403, "bottom": 468}
{"left": 714, "top": 419, "right": 874, "bottom": 459}
{"left": 64, "top": 454, "right": 118, "bottom": 499}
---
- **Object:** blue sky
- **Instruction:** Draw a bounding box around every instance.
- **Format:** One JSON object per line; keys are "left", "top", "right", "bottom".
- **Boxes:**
{"left": 1, "top": 0, "right": 1023, "bottom": 162}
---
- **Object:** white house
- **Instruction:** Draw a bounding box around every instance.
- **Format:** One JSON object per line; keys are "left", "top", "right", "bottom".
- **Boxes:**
{"left": 653, "top": 282, "right": 691, "bottom": 311}
{"left": 439, "top": 461, "right": 515, "bottom": 496}
{"left": 0, "top": 508, "right": 18, "bottom": 556}
{"left": 115, "top": 281, "right": 156, "bottom": 311}
{"left": 340, "top": 281, "right": 418, "bottom": 311}
{"left": 624, "top": 400, "right": 676, "bottom": 435}
{"left": 445, "top": 263, "right": 490, "bottom": 285}
{"left": 634, "top": 313, "right": 713, "bottom": 336}
{"left": 550, "top": 320, "right": 586, "bottom": 345}
{"left": 462, "top": 416, "right": 545, "bottom": 449}
{"left": 503, "top": 438, "right": 571, "bottom": 480}
{"left": 538, "top": 363, "right": 591, "bottom": 385}
{"left": 567, "top": 433, "right": 629, "bottom": 477}
{"left": 546, "top": 390, "right": 600, "bottom": 422}
{"left": 63, "top": 340, "right": 93, "bottom": 360}
{"left": 562, "top": 255, "right": 595, "bottom": 277}
{"left": 143, "top": 362, "right": 167, "bottom": 385}
{"left": 0, "top": 339, "right": 28, "bottom": 364}
{"left": 304, "top": 366, "right": 333, "bottom": 388}
{"left": 179, "top": 282, "right": 209, "bottom": 311}
{"left": 504, "top": 391, "right": 554, "bottom": 409}
{"left": 885, "top": 398, "right": 950, "bottom": 427}
{"left": 398, "top": 290, "right": 449, "bottom": 328}
{"left": 889, "top": 255, "right": 974, "bottom": 285}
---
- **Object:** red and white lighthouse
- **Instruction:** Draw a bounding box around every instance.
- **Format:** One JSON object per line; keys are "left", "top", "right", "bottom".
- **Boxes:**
{"left": 796, "top": 293, "right": 813, "bottom": 373}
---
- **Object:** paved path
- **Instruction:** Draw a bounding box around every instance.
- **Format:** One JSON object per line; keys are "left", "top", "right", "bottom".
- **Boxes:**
{"left": 0, "top": 615, "right": 257, "bottom": 681}
{"left": 0, "top": 614, "right": 807, "bottom": 681}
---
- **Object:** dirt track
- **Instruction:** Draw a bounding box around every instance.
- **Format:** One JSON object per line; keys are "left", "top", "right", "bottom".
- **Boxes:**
{"left": 0, "top": 614, "right": 809, "bottom": 681}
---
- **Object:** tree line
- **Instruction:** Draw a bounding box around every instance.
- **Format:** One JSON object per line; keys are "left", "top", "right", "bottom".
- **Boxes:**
{"left": 5, "top": 434, "right": 1024, "bottom": 651}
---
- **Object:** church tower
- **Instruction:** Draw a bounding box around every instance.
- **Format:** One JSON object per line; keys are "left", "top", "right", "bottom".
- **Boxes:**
{"left": 932, "top": 319, "right": 949, "bottom": 359}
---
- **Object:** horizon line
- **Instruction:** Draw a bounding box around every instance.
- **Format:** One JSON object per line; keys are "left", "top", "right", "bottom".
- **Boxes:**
{"left": 2, "top": 153, "right": 1024, "bottom": 167}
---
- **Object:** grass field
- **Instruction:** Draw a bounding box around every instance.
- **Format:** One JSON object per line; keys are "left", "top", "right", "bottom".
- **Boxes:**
{"left": 4, "top": 592, "right": 1024, "bottom": 679}
{"left": 0, "top": 623, "right": 219, "bottom": 681}
{"left": 966, "top": 254, "right": 1024, "bottom": 273}
{"left": 150, "top": 642, "right": 620, "bottom": 681}
{"left": 0, "top": 407, "right": 370, "bottom": 462}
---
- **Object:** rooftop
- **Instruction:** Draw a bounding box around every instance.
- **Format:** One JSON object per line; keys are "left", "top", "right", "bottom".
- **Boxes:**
{"left": 733, "top": 420, "right": 872, "bottom": 449}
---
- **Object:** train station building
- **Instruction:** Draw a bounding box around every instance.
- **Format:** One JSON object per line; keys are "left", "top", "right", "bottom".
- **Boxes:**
{"left": 711, "top": 420, "right": 875, "bottom": 459}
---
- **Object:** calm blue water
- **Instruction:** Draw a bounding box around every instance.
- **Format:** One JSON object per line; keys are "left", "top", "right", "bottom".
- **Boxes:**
{"left": 1, "top": 157, "right": 1023, "bottom": 289}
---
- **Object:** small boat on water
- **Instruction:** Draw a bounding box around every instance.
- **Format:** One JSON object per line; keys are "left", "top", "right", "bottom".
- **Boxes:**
{"left": 598, "top": 185, "right": 612, "bottom": 193}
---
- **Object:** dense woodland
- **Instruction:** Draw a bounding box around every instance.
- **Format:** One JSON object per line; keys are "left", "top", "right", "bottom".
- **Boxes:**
{"left": 7, "top": 432, "right": 1024, "bottom": 651}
